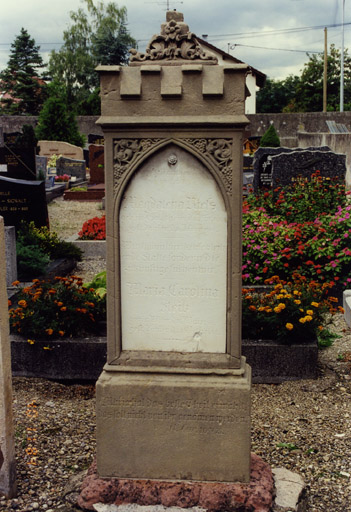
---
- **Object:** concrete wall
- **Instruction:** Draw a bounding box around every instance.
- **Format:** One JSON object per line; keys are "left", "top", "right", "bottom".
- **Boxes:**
{"left": 246, "top": 112, "right": 351, "bottom": 146}
{"left": 0, "top": 115, "right": 103, "bottom": 140}
{"left": 3, "top": 112, "right": 351, "bottom": 141}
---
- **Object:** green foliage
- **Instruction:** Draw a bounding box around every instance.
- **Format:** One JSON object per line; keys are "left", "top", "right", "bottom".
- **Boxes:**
{"left": 85, "top": 270, "right": 107, "bottom": 298}
{"left": 291, "top": 45, "right": 351, "bottom": 112}
{"left": 256, "top": 75, "right": 300, "bottom": 113}
{"left": 16, "top": 221, "right": 82, "bottom": 280}
{"left": 9, "top": 276, "right": 106, "bottom": 339}
{"left": 257, "top": 44, "right": 351, "bottom": 113}
{"left": 35, "top": 81, "right": 85, "bottom": 147}
{"left": 317, "top": 328, "right": 341, "bottom": 349}
{"left": 48, "top": 0, "right": 135, "bottom": 113}
{"left": 276, "top": 442, "right": 299, "bottom": 451}
{"left": 16, "top": 244, "right": 50, "bottom": 280}
{"left": 0, "top": 28, "right": 46, "bottom": 115}
{"left": 259, "top": 124, "right": 280, "bottom": 147}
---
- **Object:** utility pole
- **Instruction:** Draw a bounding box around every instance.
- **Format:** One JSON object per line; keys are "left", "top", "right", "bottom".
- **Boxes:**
{"left": 340, "top": 0, "right": 345, "bottom": 112}
{"left": 323, "top": 27, "right": 327, "bottom": 112}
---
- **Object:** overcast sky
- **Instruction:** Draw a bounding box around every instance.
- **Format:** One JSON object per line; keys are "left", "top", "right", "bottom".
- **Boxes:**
{"left": 0, "top": 0, "right": 350, "bottom": 80}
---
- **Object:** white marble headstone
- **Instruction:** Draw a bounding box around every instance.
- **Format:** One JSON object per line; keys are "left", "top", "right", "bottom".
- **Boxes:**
{"left": 119, "top": 145, "right": 227, "bottom": 353}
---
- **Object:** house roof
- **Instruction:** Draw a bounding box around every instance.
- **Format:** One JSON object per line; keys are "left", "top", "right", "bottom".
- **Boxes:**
{"left": 197, "top": 38, "right": 266, "bottom": 88}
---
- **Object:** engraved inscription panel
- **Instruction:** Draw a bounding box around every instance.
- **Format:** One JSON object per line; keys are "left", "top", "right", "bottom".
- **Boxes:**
{"left": 119, "top": 145, "right": 227, "bottom": 352}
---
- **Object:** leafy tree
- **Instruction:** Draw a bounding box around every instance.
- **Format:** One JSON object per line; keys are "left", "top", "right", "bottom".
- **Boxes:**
{"left": 35, "top": 81, "right": 85, "bottom": 147}
{"left": 260, "top": 124, "right": 280, "bottom": 147}
{"left": 256, "top": 75, "right": 299, "bottom": 113}
{"left": 288, "top": 44, "right": 351, "bottom": 112}
{"left": 48, "top": 0, "right": 135, "bottom": 114}
{"left": 0, "top": 28, "right": 46, "bottom": 115}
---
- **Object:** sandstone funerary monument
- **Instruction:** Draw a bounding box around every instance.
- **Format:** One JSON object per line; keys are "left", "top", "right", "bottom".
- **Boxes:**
{"left": 96, "top": 11, "right": 252, "bottom": 482}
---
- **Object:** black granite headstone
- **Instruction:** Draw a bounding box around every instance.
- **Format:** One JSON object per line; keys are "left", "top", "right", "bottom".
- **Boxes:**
{"left": 0, "top": 146, "right": 37, "bottom": 181}
{"left": 0, "top": 176, "right": 48, "bottom": 230}
{"left": 4, "top": 132, "right": 22, "bottom": 147}
{"left": 271, "top": 150, "right": 346, "bottom": 190}
{"left": 253, "top": 146, "right": 332, "bottom": 193}
{"left": 56, "top": 157, "right": 86, "bottom": 180}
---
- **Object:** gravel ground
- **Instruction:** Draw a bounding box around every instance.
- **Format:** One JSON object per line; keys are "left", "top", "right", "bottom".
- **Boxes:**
{"left": 1, "top": 197, "right": 351, "bottom": 511}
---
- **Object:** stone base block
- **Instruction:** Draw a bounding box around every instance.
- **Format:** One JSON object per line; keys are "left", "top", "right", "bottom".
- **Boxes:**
{"left": 96, "top": 362, "right": 251, "bottom": 483}
{"left": 78, "top": 453, "right": 273, "bottom": 512}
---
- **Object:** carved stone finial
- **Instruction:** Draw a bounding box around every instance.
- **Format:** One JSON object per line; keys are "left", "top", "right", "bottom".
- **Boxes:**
{"left": 129, "top": 13, "right": 217, "bottom": 65}
{"left": 166, "top": 11, "right": 184, "bottom": 22}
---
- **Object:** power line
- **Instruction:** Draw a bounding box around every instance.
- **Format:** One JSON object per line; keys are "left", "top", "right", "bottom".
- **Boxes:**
{"left": 205, "top": 21, "right": 351, "bottom": 41}
{"left": 227, "top": 43, "right": 321, "bottom": 54}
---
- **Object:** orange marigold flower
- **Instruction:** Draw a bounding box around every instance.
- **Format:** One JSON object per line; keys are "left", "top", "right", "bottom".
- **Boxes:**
{"left": 338, "top": 306, "right": 345, "bottom": 314}
{"left": 45, "top": 328, "right": 53, "bottom": 335}
{"left": 59, "top": 330, "right": 65, "bottom": 336}
{"left": 249, "top": 305, "right": 256, "bottom": 311}
{"left": 311, "top": 302, "right": 319, "bottom": 308}
{"left": 27, "top": 339, "right": 35, "bottom": 345}
{"left": 12, "top": 280, "right": 20, "bottom": 286}
{"left": 286, "top": 323, "right": 293, "bottom": 331}
{"left": 294, "top": 299, "right": 301, "bottom": 305}
{"left": 48, "top": 289, "right": 56, "bottom": 295}
{"left": 306, "top": 310, "right": 314, "bottom": 316}
{"left": 8, "top": 299, "right": 12, "bottom": 307}
{"left": 60, "top": 306, "right": 67, "bottom": 311}
{"left": 18, "top": 300, "right": 27, "bottom": 307}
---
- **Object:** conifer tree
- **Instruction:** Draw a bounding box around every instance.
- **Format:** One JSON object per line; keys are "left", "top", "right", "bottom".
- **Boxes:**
{"left": 35, "top": 81, "right": 85, "bottom": 147}
{"left": 0, "top": 28, "right": 46, "bottom": 115}
{"left": 259, "top": 124, "right": 280, "bottom": 148}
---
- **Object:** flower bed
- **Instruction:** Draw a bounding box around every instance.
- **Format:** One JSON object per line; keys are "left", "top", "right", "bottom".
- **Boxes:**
{"left": 243, "top": 173, "right": 351, "bottom": 290}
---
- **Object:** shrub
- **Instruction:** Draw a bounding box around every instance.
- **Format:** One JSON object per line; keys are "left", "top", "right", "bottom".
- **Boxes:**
{"left": 16, "top": 222, "right": 82, "bottom": 280}
{"left": 259, "top": 124, "right": 280, "bottom": 147}
{"left": 16, "top": 245, "right": 50, "bottom": 280}
{"left": 242, "top": 273, "right": 342, "bottom": 344}
{"left": 78, "top": 216, "right": 106, "bottom": 240}
{"left": 9, "top": 276, "right": 106, "bottom": 339}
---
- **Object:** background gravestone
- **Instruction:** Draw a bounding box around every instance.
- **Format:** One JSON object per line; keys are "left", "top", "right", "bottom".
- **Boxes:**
{"left": 38, "top": 140, "right": 83, "bottom": 161}
{"left": 0, "top": 216, "right": 17, "bottom": 498}
{"left": 88, "top": 134, "right": 104, "bottom": 145}
{"left": 89, "top": 145, "right": 104, "bottom": 184}
{"left": 253, "top": 146, "right": 332, "bottom": 193}
{"left": 56, "top": 157, "right": 86, "bottom": 181}
{"left": 0, "top": 176, "right": 48, "bottom": 231}
{"left": 35, "top": 156, "right": 48, "bottom": 179}
{"left": 271, "top": 149, "right": 346, "bottom": 190}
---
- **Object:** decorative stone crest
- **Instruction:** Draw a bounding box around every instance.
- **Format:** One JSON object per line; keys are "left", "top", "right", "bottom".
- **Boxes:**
{"left": 183, "top": 138, "right": 233, "bottom": 193}
{"left": 130, "top": 12, "right": 217, "bottom": 64}
{"left": 113, "top": 139, "right": 162, "bottom": 189}
{"left": 113, "top": 138, "right": 233, "bottom": 193}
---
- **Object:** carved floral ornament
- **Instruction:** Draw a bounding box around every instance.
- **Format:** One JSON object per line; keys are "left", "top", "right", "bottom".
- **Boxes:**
{"left": 113, "top": 138, "right": 233, "bottom": 193}
{"left": 129, "top": 19, "right": 217, "bottom": 63}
